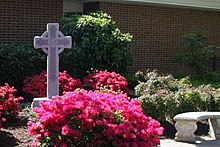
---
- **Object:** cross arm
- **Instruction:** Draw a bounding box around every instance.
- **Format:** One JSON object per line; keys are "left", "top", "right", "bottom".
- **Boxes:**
{"left": 34, "top": 36, "right": 49, "bottom": 49}
{"left": 57, "top": 36, "right": 72, "bottom": 49}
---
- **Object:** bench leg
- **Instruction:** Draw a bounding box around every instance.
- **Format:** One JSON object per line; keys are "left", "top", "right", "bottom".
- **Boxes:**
{"left": 175, "top": 120, "right": 197, "bottom": 142}
{"left": 217, "top": 119, "right": 220, "bottom": 139}
{"left": 209, "top": 119, "right": 217, "bottom": 139}
{"left": 209, "top": 119, "right": 220, "bottom": 139}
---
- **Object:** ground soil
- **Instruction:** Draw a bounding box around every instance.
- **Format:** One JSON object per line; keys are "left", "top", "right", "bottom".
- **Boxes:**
{"left": 0, "top": 110, "right": 35, "bottom": 147}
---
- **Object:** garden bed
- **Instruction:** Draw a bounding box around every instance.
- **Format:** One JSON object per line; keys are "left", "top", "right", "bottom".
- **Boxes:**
{"left": 0, "top": 110, "right": 34, "bottom": 147}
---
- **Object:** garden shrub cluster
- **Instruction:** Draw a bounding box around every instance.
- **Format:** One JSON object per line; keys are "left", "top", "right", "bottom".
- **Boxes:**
{"left": 0, "top": 12, "right": 134, "bottom": 99}
{"left": 135, "top": 70, "right": 220, "bottom": 122}
{"left": 23, "top": 71, "right": 82, "bottom": 101}
{"left": 61, "top": 12, "right": 133, "bottom": 78}
{"left": 28, "top": 89, "right": 163, "bottom": 147}
{"left": 0, "top": 83, "right": 23, "bottom": 130}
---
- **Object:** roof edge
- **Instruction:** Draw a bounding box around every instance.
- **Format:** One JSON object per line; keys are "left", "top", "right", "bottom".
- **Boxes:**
{"left": 80, "top": 0, "right": 220, "bottom": 11}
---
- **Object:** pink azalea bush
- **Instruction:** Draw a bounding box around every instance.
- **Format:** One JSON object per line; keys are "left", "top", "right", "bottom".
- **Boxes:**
{"left": 28, "top": 89, "right": 163, "bottom": 147}
{"left": 0, "top": 83, "right": 23, "bottom": 130}
{"left": 23, "top": 71, "right": 81, "bottom": 100}
{"left": 83, "top": 70, "right": 129, "bottom": 94}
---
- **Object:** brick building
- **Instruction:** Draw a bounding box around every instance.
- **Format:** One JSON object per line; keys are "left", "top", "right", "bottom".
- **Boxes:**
{"left": 1, "top": 0, "right": 220, "bottom": 74}
{"left": 0, "top": 0, "right": 63, "bottom": 42}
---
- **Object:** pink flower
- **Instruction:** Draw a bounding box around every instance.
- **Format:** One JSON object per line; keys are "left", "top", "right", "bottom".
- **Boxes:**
{"left": 62, "top": 125, "right": 71, "bottom": 136}
{"left": 83, "top": 70, "right": 129, "bottom": 94}
{"left": 0, "top": 83, "right": 23, "bottom": 130}
{"left": 61, "top": 143, "right": 67, "bottom": 147}
{"left": 23, "top": 71, "right": 81, "bottom": 100}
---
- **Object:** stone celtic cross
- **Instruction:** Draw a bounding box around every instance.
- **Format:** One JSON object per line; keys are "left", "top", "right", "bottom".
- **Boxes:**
{"left": 34, "top": 23, "right": 72, "bottom": 99}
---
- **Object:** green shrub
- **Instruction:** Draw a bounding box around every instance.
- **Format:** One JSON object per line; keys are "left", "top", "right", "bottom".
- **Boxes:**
{"left": 0, "top": 43, "right": 46, "bottom": 97}
{"left": 175, "top": 30, "right": 214, "bottom": 76}
{"left": 61, "top": 12, "right": 133, "bottom": 78}
{"left": 174, "top": 85, "right": 214, "bottom": 113}
{"left": 212, "top": 88, "right": 220, "bottom": 110}
{"left": 135, "top": 70, "right": 189, "bottom": 122}
{"left": 138, "top": 90, "right": 176, "bottom": 122}
{"left": 124, "top": 74, "right": 139, "bottom": 89}
{"left": 190, "top": 72, "right": 220, "bottom": 88}
{"left": 135, "top": 70, "right": 220, "bottom": 122}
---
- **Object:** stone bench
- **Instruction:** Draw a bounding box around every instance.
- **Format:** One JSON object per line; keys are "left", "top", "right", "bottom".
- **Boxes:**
{"left": 174, "top": 112, "right": 220, "bottom": 142}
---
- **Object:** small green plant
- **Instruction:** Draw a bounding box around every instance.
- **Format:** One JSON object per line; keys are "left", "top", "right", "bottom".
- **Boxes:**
{"left": 124, "top": 74, "right": 139, "bottom": 89}
{"left": 175, "top": 30, "right": 214, "bottom": 76}
{"left": 61, "top": 12, "right": 133, "bottom": 78}
{"left": 22, "top": 103, "right": 38, "bottom": 122}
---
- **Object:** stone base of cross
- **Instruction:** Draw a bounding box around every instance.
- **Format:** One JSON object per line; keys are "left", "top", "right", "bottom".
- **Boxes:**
{"left": 32, "top": 97, "right": 50, "bottom": 107}
{"left": 31, "top": 23, "right": 72, "bottom": 107}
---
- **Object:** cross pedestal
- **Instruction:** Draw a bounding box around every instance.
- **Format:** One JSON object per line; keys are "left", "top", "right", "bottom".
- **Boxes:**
{"left": 31, "top": 23, "right": 72, "bottom": 107}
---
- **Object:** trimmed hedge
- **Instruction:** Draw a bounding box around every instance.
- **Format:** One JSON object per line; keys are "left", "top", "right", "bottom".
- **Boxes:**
{"left": 0, "top": 43, "right": 46, "bottom": 97}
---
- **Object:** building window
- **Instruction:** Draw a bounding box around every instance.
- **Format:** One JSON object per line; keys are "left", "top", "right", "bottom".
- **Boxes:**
{"left": 63, "top": 1, "right": 83, "bottom": 16}
{"left": 63, "top": 12, "right": 83, "bottom": 17}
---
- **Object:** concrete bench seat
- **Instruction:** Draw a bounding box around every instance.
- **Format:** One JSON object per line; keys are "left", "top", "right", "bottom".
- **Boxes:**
{"left": 174, "top": 112, "right": 220, "bottom": 143}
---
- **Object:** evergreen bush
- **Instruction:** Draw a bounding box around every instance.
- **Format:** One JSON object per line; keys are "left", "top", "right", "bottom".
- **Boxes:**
{"left": 61, "top": 12, "right": 133, "bottom": 78}
{"left": 0, "top": 43, "right": 46, "bottom": 97}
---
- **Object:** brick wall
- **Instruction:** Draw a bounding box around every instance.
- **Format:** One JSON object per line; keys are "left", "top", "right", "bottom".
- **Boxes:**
{"left": 0, "top": 0, "right": 63, "bottom": 43}
{"left": 84, "top": 2, "right": 220, "bottom": 75}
